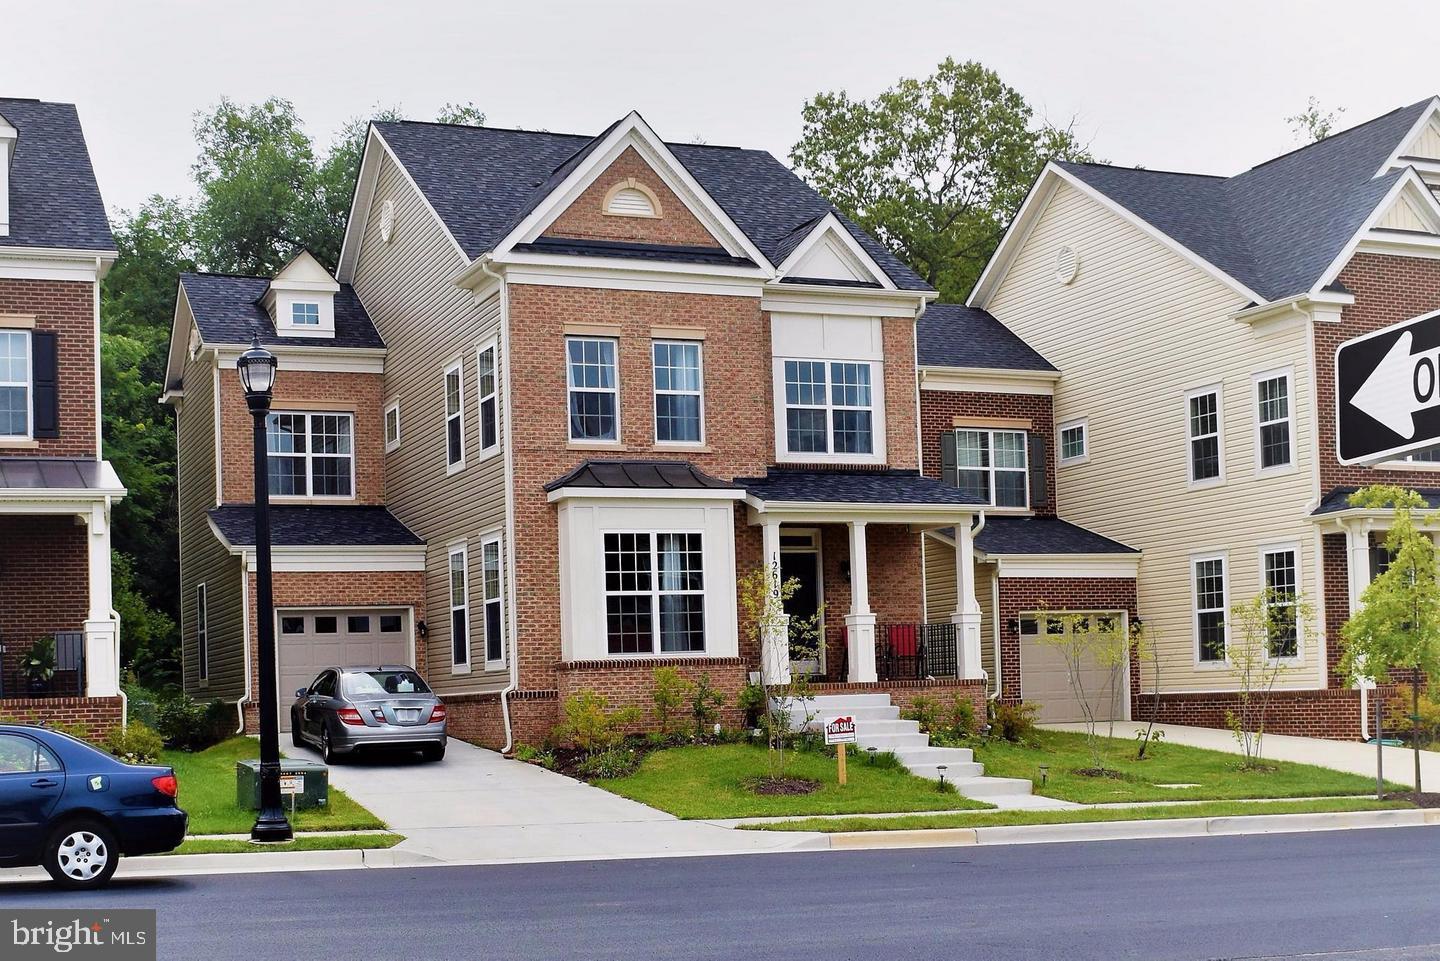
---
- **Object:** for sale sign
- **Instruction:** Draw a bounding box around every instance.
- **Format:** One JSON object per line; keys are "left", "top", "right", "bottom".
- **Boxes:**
{"left": 824, "top": 715, "right": 857, "bottom": 745}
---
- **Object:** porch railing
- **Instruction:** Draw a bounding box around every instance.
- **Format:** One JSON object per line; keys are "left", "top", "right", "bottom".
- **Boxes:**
{"left": 838, "top": 622, "right": 960, "bottom": 681}
{"left": 0, "top": 632, "right": 86, "bottom": 699}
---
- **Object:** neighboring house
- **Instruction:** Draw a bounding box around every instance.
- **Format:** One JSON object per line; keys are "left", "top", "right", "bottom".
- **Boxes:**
{"left": 928, "top": 96, "right": 1440, "bottom": 738}
{"left": 0, "top": 98, "right": 125, "bottom": 734}
{"left": 167, "top": 112, "right": 995, "bottom": 748}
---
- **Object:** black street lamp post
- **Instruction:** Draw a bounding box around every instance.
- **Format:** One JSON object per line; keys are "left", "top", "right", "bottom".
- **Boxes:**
{"left": 238, "top": 336, "right": 293, "bottom": 843}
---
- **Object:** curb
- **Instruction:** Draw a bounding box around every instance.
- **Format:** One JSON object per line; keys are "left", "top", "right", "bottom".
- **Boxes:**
{"left": 0, "top": 846, "right": 443, "bottom": 885}
{"left": 818, "top": 807, "right": 1440, "bottom": 850}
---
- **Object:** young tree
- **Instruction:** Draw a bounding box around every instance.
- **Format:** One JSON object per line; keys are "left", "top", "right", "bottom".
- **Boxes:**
{"left": 1225, "top": 589, "right": 1314, "bottom": 768}
{"left": 1036, "top": 611, "right": 1131, "bottom": 773}
{"left": 1340, "top": 486, "right": 1440, "bottom": 795}
{"left": 737, "top": 567, "right": 821, "bottom": 780}
{"left": 1130, "top": 620, "right": 1164, "bottom": 760}
{"left": 790, "top": 58, "right": 1093, "bottom": 302}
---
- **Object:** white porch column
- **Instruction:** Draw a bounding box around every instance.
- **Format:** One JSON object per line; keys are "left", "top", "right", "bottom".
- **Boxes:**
{"left": 951, "top": 516, "right": 984, "bottom": 680}
{"left": 759, "top": 517, "right": 791, "bottom": 686}
{"left": 845, "top": 520, "right": 877, "bottom": 683}
{"left": 83, "top": 502, "right": 120, "bottom": 697}
{"left": 1345, "top": 520, "right": 1377, "bottom": 691}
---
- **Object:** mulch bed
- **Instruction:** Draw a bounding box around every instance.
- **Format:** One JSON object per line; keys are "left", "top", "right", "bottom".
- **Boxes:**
{"left": 1073, "top": 767, "right": 1128, "bottom": 780}
{"left": 1382, "top": 791, "right": 1440, "bottom": 808}
{"left": 749, "top": 776, "right": 822, "bottom": 796}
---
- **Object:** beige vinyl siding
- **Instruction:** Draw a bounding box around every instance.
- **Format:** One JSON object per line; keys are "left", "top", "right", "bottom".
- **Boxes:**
{"left": 988, "top": 181, "right": 1319, "bottom": 692}
{"left": 1406, "top": 121, "right": 1440, "bottom": 161}
{"left": 175, "top": 329, "right": 245, "bottom": 699}
{"left": 922, "top": 537, "right": 997, "bottom": 686}
{"left": 351, "top": 154, "right": 509, "bottom": 695}
{"left": 1378, "top": 194, "right": 1433, "bottom": 232}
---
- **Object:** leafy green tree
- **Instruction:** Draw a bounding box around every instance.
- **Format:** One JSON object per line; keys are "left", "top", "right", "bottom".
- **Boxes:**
{"left": 790, "top": 58, "right": 1093, "bottom": 302}
{"left": 1286, "top": 96, "right": 1345, "bottom": 144}
{"left": 111, "top": 551, "right": 178, "bottom": 688}
{"left": 1340, "top": 486, "right": 1440, "bottom": 794}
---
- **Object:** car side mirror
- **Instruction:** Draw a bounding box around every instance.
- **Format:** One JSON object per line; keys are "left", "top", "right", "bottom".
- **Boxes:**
{"left": 296, "top": 688, "right": 308, "bottom": 698}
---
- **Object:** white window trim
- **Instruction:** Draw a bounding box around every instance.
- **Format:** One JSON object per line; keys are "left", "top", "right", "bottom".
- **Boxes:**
{"left": 1259, "top": 541, "right": 1303, "bottom": 663}
{"left": 566, "top": 335, "right": 621, "bottom": 445}
{"left": 0, "top": 328, "right": 33, "bottom": 440}
{"left": 195, "top": 582, "right": 209, "bottom": 685}
{"left": 652, "top": 339, "right": 705, "bottom": 447}
{"left": 602, "top": 528, "right": 708, "bottom": 657}
{"left": 1185, "top": 384, "right": 1225, "bottom": 489}
{"left": 1057, "top": 417, "right": 1089, "bottom": 466}
{"left": 953, "top": 427, "right": 1030, "bottom": 509}
{"left": 1190, "top": 550, "right": 1230, "bottom": 667}
{"left": 384, "top": 399, "right": 401, "bottom": 453}
{"left": 444, "top": 358, "right": 466, "bottom": 474}
{"left": 448, "top": 542, "right": 471, "bottom": 675}
{"left": 291, "top": 301, "right": 321, "bottom": 326}
{"left": 1252, "top": 367, "right": 1296, "bottom": 478}
{"left": 480, "top": 530, "right": 505, "bottom": 670}
{"left": 774, "top": 356, "right": 885, "bottom": 465}
{"left": 267, "top": 410, "right": 357, "bottom": 501}
{"left": 476, "top": 338, "right": 501, "bottom": 461}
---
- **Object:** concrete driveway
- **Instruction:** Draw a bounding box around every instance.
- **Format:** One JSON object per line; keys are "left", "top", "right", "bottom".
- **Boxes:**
{"left": 288, "top": 739, "right": 818, "bottom": 864}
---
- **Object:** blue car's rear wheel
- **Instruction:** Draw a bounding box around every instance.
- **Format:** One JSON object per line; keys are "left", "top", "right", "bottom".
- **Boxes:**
{"left": 44, "top": 820, "right": 119, "bottom": 890}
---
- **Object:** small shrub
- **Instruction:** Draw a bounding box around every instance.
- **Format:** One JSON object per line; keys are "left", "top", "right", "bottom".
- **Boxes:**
{"left": 736, "top": 682, "right": 766, "bottom": 728}
{"left": 576, "top": 747, "right": 641, "bottom": 780}
{"left": 990, "top": 701, "right": 1038, "bottom": 743}
{"left": 555, "top": 689, "right": 642, "bottom": 754}
{"left": 855, "top": 747, "right": 905, "bottom": 771}
{"left": 104, "top": 720, "right": 163, "bottom": 764}
{"left": 652, "top": 667, "right": 691, "bottom": 738}
{"left": 1133, "top": 727, "right": 1165, "bottom": 757}
{"left": 902, "top": 695, "right": 941, "bottom": 734}
{"left": 1385, "top": 683, "right": 1440, "bottom": 747}
{"left": 512, "top": 743, "right": 556, "bottom": 769}
{"left": 690, "top": 673, "right": 727, "bottom": 737}
{"left": 945, "top": 695, "right": 977, "bottom": 738}
{"left": 154, "top": 693, "right": 231, "bottom": 752}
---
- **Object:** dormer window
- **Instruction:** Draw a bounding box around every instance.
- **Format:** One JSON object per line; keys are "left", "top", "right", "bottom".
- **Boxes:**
{"left": 291, "top": 302, "right": 320, "bottom": 326}
{"left": 265, "top": 251, "right": 340, "bottom": 339}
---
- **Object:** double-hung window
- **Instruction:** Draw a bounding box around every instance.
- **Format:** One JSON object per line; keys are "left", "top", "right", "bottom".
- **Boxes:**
{"left": 1187, "top": 386, "right": 1223, "bottom": 485}
{"left": 481, "top": 535, "right": 504, "bottom": 665}
{"left": 449, "top": 545, "right": 470, "bottom": 672}
{"left": 1263, "top": 547, "right": 1299, "bottom": 659}
{"left": 567, "top": 337, "right": 618, "bottom": 441}
{"left": 477, "top": 341, "right": 498, "bottom": 454}
{"left": 444, "top": 360, "right": 465, "bottom": 470}
{"left": 1193, "top": 554, "right": 1228, "bottom": 663}
{"left": 0, "top": 329, "right": 31, "bottom": 438}
{"left": 782, "top": 359, "right": 875, "bottom": 455}
{"left": 604, "top": 531, "right": 705, "bottom": 655}
{"left": 266, "top": 412, "right": 354, "bottom": 497}
{"left": 1254, "top": 372, "right": 1293, "bottom": 473}
{"left": 653, "top": 340, "right": 703, "bottom": 443}
{"left": 195, "top": 583, "right": 208, "bottom": 682}
{"left": 384, "top": 400, "right": 401, "bottom": 452}
{"left": 954, "top": 429, "right": 1028, "bottom": 507}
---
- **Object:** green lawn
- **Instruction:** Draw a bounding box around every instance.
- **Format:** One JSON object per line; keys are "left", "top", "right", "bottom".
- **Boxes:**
{"left": 166, "top": 737, "right": 386, "bottom": 835}
{"left": 973, "top": 730, "right": 1395, "bottom": 804}
{"left": 740, "top": 797, "right": 1415, "bottom": 833}
{"left": 595, "top": 743, "right": 992, "bottom": 819}
{"left": 164, "top": 833, "right": 402, "bottom": 856}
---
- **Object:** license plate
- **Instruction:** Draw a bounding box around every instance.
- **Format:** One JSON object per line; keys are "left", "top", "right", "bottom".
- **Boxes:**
{"left": 397, "top": 709, "right": 420, "bottom": 723}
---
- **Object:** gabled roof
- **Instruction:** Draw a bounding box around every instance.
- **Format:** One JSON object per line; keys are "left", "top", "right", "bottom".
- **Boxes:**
{"left": 0, "top": 98, "right": 114, "bottom": 252}
{"left": 208, "top": 505, "right": 422, "bottom": 548}
{"left": 917, "top": 304, "right": 1056, "bottom": 372}
{"left": 1049, "top": 98, "right": 1436, "bottom": 303}
{"left": 178, "top": 272, "right": 383, "bottom": 349}
{"left": 368, "top": 118, "right": 931, "bottom": 291}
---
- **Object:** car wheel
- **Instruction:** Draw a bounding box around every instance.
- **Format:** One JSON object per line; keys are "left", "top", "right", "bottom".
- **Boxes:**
{"left": 422, "top": 743, "right": 445, "bottom": 762}
{"left": 44, "top": 820, "right": 119, "bottom": 890}
{"left": 290, "top": 717, "right": 304, "bottom": 748}
{"left": 321, "top": 726, "right": 340, "bottom": 765}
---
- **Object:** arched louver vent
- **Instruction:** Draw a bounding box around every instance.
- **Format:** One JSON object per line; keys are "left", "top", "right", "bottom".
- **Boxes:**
{"left": 607, "top": 186, "right": 656, "bottom": 217}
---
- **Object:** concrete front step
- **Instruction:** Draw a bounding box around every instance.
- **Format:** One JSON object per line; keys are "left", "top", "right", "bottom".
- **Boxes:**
{"left": 790, "top": 705, "right": 903, "bottom": 730}
{"left": 948, "top": 776, "right": 1035, "bottom": 798}
{"left": 905, "top": 761, "right": 985, "bottom": 780}
{"left": 854, "top": 732, "right": 931, "bottom": 750}
{"left": 892, "top": 745, "right": 974, "bottom": 765}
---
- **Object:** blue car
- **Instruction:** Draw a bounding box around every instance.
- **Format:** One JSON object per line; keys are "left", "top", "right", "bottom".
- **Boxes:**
{"left": 0, "top": 724, "right": 187, "bottom": 889}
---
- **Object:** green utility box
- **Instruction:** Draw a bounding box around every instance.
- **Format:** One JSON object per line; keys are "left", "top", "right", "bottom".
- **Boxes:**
{"left": 235, "top": 759, "right": 329, "bottom": 811}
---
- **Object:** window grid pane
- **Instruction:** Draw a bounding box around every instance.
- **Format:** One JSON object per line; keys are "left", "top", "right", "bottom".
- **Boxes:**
{"left": 568, "top": 338, "right": 617, "bottom": 441}
{"left": 1264, "top": 549, "right": 1299, "bottom": 658}
{"left": 450, "top": 550, "right": 468, "bottom": 666}
{"left": 1061, "top": 425, "right": 1085, "bottom": 460}
{"left": 1189, "top": 391, "right": 1221, "bottom": 482}
{"left": 952, "top": 429, "right": 1027, "bottom": 507}
{"left": 1195, "top": 558, "right": 1226, "bottom": 662}
{"left": 654, "top": 342, "right": 702, "bottom": 443}
{"left": 478, "top": 346, "right": 498, "bottom": 450}
{"left": 0, "top": 332, "right": 29, "bottom": 437}
{"left": 1257, "top": 376, "right": 1291, "bottom": 470}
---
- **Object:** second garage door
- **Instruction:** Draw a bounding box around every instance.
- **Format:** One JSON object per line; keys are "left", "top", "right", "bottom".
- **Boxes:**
{"left": 277, "top": 609, "right": 412, "bottom": 731}
{"left": 1019, "top": 613, "right": 1126, "bottom": 724}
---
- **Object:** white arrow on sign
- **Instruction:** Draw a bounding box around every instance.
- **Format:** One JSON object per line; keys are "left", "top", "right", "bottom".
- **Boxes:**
{"left": 1350, "top": 330, "right": 1440, "bottom": 438}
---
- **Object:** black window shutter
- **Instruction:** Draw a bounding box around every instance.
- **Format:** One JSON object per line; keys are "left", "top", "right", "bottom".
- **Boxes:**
{"left": 31, "top": 331, "right": 59, "bottom": 439}
{"left": 939, "top": 430, "right": 958, "bottom": 487}
{"left": 1028, "top": 434, "right": 1048, "bottom": 507}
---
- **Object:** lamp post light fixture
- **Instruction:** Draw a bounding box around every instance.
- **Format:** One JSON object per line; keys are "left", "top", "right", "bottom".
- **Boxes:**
{"left": 238, "top": 336, "right": 293, "bottom": 844}
{"left": 936, "top": 764, "right": 948, "bottom": 790}
{"left": 1038, "top": 763, "right": 1050, "bottom": 787}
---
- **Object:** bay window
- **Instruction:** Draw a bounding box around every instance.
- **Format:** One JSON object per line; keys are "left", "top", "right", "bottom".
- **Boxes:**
{"left": 266, "top": 411, "right": 354, "bottom": 497}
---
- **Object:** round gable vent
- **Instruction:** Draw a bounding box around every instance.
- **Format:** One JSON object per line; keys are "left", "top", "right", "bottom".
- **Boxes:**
{"left": 1055, "top": 245, "right": 1079, "bottom": 285}
{"left": 379, "top": 200, "right": 396, "bottom": 244}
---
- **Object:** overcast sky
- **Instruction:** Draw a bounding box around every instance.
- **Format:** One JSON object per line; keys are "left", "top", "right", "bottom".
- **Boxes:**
{"left": 6, "top": 0, "right": 1439, "bottom": 216}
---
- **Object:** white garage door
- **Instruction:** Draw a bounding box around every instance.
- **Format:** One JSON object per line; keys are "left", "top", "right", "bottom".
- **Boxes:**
{"left": 277, "top": 609, "right": 412, "bottom": 731}
{"left": 1019, "top": 613, "right": 1126, "bottom": 724}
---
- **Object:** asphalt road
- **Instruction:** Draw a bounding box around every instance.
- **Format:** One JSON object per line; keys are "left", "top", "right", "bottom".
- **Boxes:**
{"left": 4, "top": 828, "right": 1440, "bottom": 960}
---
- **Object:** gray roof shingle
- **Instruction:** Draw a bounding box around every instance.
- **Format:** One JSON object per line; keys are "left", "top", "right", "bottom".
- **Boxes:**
{"left": 544, "top": 459, "right": 738, "bottom": 493}
{"left": 1056, "top": 99, "right": 1432, "bottom": 302}
{"left": 0, "top": 98, "right": 114, "bottom": 252}
{"left": 972, "top": 516, "right": 1138, "bottom": 555}
{"left": 208, "top": 505, "right": 422, "bottom": 548}
{"left": 1310, "top": 486, "right": 1440, "bottom": 515}
{"left": 179, "top": 272, "right": 383, "bottom": 349}
{"left": 738, "top": 468, "right": 985, "bottom": 506}
{"left": 373, "top": 120, "right": 931, "bottom": 291}
{"left": 917, "top": 304, "right": 1056, "bottom": 372}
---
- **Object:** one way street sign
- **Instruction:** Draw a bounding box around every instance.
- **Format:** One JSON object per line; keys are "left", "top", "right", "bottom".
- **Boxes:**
{"left": 1337, "top": 308, "right": 1440, "bottom": 464}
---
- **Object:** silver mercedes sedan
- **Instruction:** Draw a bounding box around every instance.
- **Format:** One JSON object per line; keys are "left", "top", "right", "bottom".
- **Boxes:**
{"left": 291, "top": 666, "right": 447, "bottom": 763}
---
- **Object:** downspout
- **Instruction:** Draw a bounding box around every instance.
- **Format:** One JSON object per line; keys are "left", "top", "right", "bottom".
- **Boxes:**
{"left": 478, "top": 255, "right": 520, "bottom": 753}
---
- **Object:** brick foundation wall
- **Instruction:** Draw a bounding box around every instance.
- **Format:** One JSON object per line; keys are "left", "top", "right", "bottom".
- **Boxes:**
{"left": 1136, "top": 687, "right": 1375, "bottom": 740}
{"left": 443, "top": 690, "right": 559, "bottom": 751}
{"left": 918, "top": 388, "right": 1056, "bottom": 515}
{"left": 0, "top": 278, "right": 98, "bottom": 458}
{"left": 543, "top": 146, "right": 723, "bottom": 248}
{"left": 994, "top": 577, "right": 1140, "bottom": 704}
{"left": 554, "top": 656, "right": 748, "bottom": 738}
{"left": 0, "top": 696, "right": 124, "bottom": 739}
{"left": 218, "top": 368, "right": 386, "bottom": 505}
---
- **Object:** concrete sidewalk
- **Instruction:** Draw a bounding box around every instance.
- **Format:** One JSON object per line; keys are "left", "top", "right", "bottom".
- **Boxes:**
{"left": 1044, "top": 722, "right": 1440, "bottom": 787}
